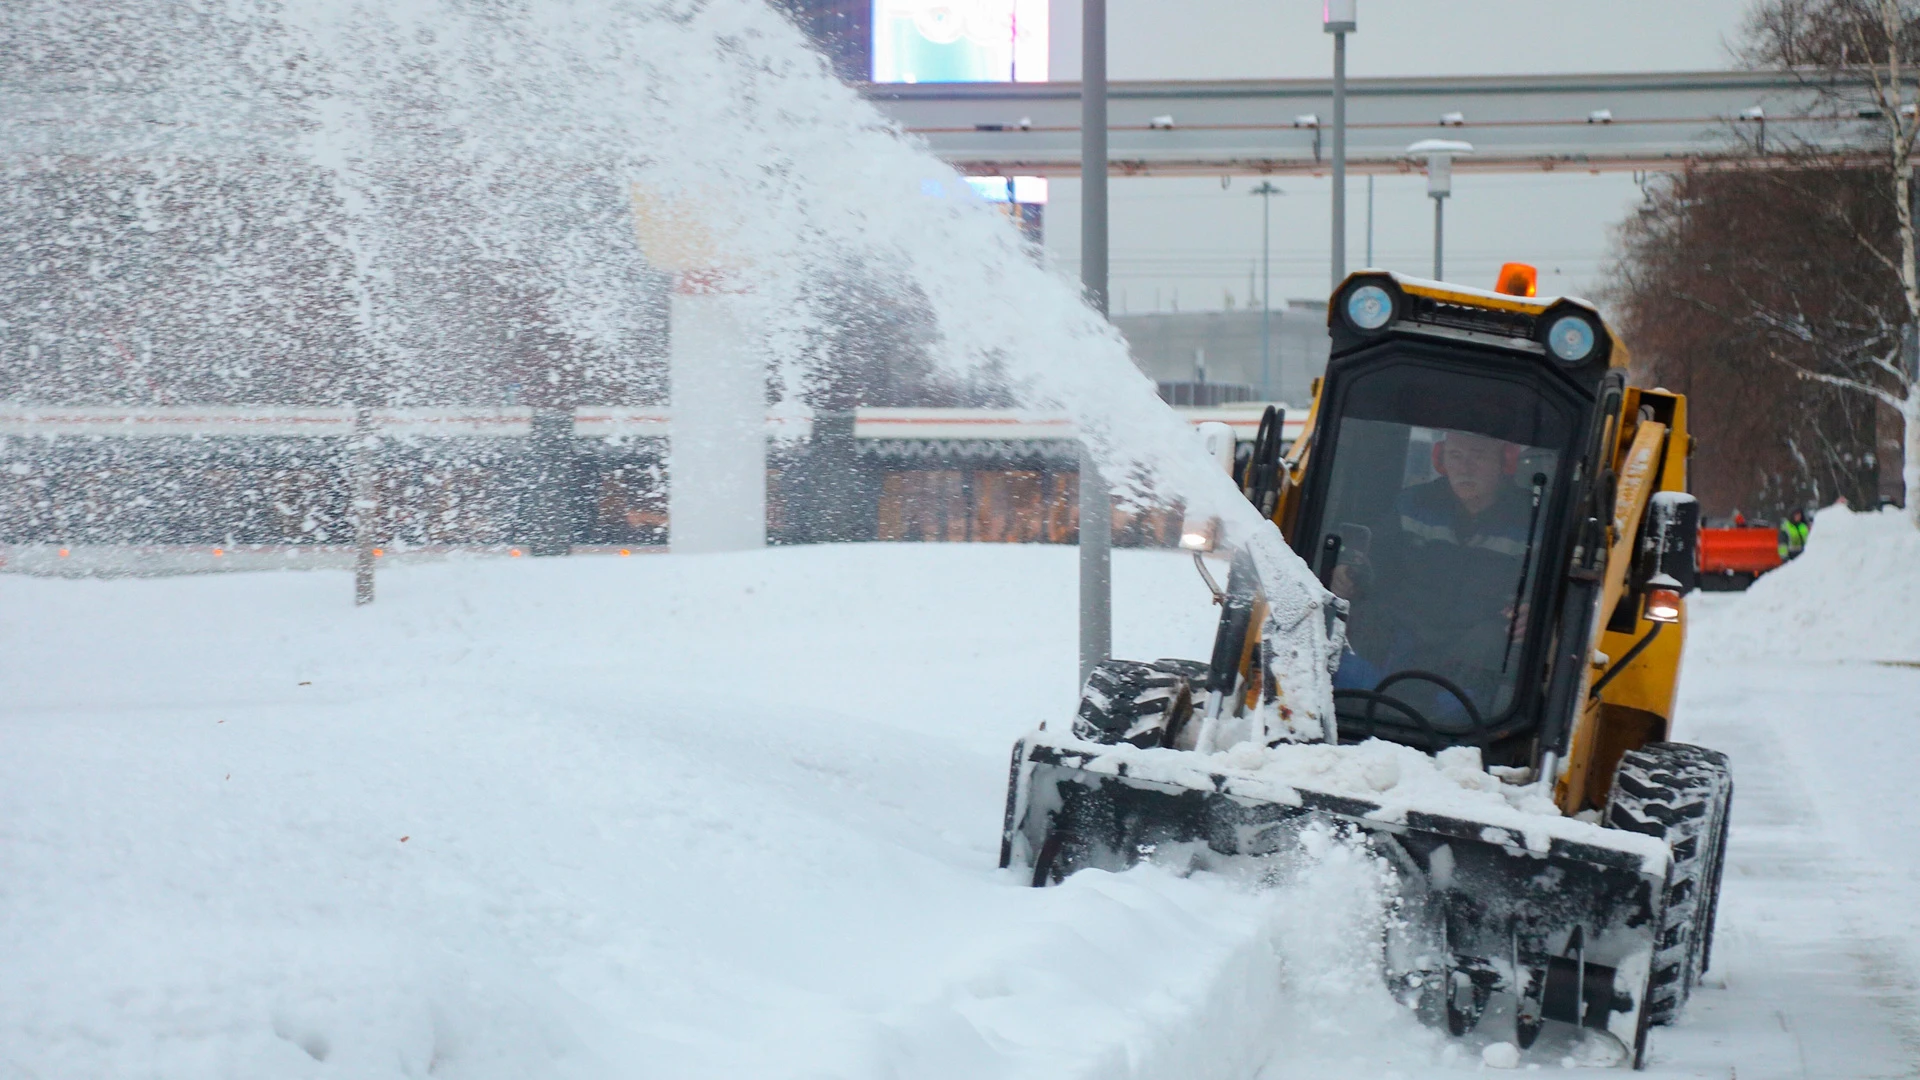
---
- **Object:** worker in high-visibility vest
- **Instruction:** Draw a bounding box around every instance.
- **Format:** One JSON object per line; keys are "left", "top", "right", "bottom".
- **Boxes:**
{"left": 1779, "top": 509, "right": 1810, "bottom": 560}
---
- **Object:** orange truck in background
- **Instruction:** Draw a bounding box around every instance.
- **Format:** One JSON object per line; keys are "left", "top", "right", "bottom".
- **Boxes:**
{"left": 1698, "top": 523, "right": 1783, "bottom": 589}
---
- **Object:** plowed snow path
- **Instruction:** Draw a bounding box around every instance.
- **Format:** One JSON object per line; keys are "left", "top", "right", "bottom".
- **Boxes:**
{"left": 1642, "top": 614, "right": 1920, "bottom": 1078}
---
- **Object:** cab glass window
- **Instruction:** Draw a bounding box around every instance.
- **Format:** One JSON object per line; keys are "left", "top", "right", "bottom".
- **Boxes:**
{"left": 1310, "top": 360, "right": 1579, "bottom": 738}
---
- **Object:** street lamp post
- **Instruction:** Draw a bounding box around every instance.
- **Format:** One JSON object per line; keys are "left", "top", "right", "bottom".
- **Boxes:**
{"left": 1324, "top": 1, "right": 1356, "bottom": 288}
{"left": 1079, "top": 0, "right": 1111, "bottom": 688}
{"left": 1366, "top": 173, "right": 1375, "bottom": 268}
{"left": 1250, "top": 180, "right": 1282, "bottom": 398}
{"left": 1408, "top": 139, "right": 1473, "bottom": 281}
{"left": 1431, "top": 161, "right": 1447, "bottom": 280}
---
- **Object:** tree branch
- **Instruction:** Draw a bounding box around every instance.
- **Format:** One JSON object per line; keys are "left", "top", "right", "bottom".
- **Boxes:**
{"left": 1768, "top": 348, "right": 1909, "bottom": 407}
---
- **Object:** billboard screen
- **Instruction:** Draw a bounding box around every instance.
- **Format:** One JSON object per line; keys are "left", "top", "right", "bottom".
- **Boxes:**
{"left": 964, "top": 176, "right": 1048, "bottom": 204}
{"left": 871, "top": 0, "right": 1049, "bottom": 84}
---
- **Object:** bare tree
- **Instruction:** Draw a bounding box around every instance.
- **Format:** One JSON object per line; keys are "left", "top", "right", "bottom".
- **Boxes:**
{"left": 1744, "top": 0, "right": 1920, "bottom": 525}
{"left": 1611, "top": 167, "right": 1888, "bottom": 516}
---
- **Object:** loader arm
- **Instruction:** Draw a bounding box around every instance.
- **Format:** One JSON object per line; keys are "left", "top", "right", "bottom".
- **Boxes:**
{"left": 1199, "top": 384, "right": 1325, "bottom": 729}
{"left": 1270, "top": 378, "right": 1323, "bottom": 538}
{"left": 1556, "top": 398, "right": 1689, "bottom": 815}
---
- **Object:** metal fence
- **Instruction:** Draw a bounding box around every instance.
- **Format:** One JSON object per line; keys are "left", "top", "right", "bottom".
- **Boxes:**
{"left": 0, "top": 405, "right": 1298, "bottom": 568}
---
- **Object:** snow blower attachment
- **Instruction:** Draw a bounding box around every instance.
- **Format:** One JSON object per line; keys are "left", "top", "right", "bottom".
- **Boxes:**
{"left": 1000, "top": 271, "right": 1731, "bottom": 1068}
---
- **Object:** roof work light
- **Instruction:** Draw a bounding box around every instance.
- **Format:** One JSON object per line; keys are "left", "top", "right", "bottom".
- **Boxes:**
{"left": 1344, "top": 283, "right": 1395, "bottom": 330}
{"left": 1545, "top": 313, "right": 1600, "bottom": 364}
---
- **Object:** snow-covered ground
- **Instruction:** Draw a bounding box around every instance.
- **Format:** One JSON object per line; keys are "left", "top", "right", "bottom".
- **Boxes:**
{"left": 4, "top": 518, "right": 1918, "bottom": 1078}
{"left": 1644, "top": 509, "right": 1920, "bottom": 1079}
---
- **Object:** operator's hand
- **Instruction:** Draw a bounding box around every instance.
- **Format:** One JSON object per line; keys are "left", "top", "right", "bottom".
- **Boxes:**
{"left": 1330, "top": 562, "right": 1362, "bottom": 600}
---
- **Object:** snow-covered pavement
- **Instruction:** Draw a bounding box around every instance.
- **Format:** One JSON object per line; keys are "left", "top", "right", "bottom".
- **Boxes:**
{"left": 1641, "top": 509, "right": 1920, "bottom": 1078}
{"left": 3, "top": 517, "right": 1918, "bottom": 1078}
{"left": 1646, "top": 641, "right": 1920, "bottom": 1078}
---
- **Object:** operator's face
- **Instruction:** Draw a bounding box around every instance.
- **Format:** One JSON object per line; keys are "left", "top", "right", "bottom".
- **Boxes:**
{"left": 1440, "top": 433, "right": 1506, "bottom": 515}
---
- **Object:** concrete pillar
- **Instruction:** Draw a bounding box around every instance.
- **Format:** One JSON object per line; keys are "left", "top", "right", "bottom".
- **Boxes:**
{"left": 669, "top": 272, "right": 765, "bottom": 553}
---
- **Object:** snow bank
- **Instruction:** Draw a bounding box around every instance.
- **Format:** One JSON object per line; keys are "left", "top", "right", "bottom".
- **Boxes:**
{"left": 1692, "top": 506, "right": 1920, "bottom": 663}
{"left": 871, "top": 846, "right": 1411, "bottom": 1080}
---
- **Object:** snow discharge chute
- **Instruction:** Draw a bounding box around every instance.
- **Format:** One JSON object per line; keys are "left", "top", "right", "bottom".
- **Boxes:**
{"left": 1001, "top": 272, "right": 1734, "bottom": 1069}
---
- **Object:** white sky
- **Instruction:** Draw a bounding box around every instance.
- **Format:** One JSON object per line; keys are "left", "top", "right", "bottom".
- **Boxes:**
{"left": 1034, "top": 0, "right": 1760, "bottom": 309}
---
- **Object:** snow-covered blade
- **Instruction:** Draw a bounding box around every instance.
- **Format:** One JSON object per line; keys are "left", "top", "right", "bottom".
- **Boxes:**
{"left": 1001, "top": 730, "right": 1673, "bottom": 1066}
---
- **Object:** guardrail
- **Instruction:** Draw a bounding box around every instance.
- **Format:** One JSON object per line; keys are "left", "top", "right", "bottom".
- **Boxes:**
{"left": 0, "top": 404, "right": 1296, "bottom": 441}
{"left": 0, "top": 404, "right": 1300, "bottom": 569}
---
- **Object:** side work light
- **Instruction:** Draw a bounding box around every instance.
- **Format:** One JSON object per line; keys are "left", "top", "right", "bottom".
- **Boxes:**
{"left": 1645, "top": 573, "right": 1683, "bottom": 623}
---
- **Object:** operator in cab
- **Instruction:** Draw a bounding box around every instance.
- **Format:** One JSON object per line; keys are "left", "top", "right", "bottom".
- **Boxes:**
{"left": 1329, "top": 427, "right": 1547, "bottom": 727}
{"left": 1395, "top": 431, "right": 1535, "bottom": 563}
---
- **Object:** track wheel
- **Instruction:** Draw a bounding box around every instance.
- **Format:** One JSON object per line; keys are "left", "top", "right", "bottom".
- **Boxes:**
{"left": 1605, "top": 742, "right": 1733, "bottom": 1026}
{"left": 1072, "top": 660, "right": 1196, "bottom": 749}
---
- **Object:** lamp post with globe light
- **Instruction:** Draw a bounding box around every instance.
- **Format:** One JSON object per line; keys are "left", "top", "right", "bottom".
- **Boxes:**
{"left": 1408, "top": 139, "right": 1473, "bottom": 280}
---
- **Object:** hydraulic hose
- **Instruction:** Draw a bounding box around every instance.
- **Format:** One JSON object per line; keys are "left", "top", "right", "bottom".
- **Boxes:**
{"left": 1501, "top": 473, "right": 1549, "bottom": 673}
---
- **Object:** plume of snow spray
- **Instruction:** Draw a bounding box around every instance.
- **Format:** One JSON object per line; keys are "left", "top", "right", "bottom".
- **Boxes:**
{"left": 1, "top": 0, "right": 1339, "bottom": 727}
{"left": 1252, "top": 822, "right": 1447, "bottom": 1078}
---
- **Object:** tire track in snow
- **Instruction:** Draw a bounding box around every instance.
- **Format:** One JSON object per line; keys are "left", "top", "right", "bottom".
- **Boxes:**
{"left": 1648, "top": 657, "right": 1920, "bottom": 1078}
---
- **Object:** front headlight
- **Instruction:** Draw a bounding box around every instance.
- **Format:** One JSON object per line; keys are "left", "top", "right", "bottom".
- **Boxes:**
{"left": 1179, "top": 516, "right": 1220, "bottom": 552}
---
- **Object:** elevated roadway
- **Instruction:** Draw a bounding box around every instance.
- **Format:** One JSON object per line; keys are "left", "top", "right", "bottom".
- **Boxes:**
{"left": 5, "top": 68, "right": 1881, "bottom": 177}
{"left": 862, "top": 69, "right": 1885, "bottom": 177}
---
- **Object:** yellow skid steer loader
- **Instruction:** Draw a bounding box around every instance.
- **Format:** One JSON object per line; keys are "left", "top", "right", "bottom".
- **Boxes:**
{"left": 1000, "top": 269, "right": 1731, "bottom": 1067}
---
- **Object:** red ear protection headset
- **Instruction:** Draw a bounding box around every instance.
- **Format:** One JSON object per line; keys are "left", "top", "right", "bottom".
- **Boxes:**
{"left": 1432, "top": 436, "right": 1522, "bottom": 477}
